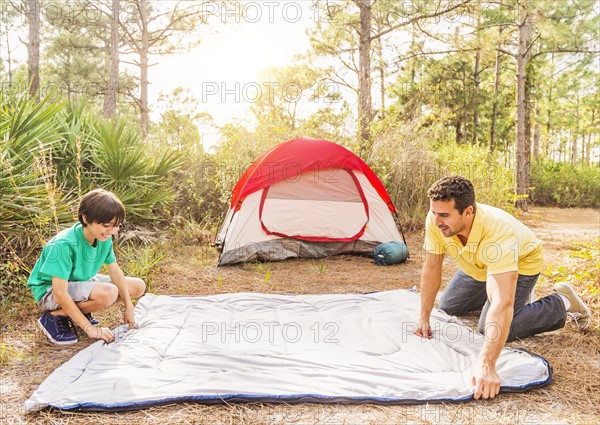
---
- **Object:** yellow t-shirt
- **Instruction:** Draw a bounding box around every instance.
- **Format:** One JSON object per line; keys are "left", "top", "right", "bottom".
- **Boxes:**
{"left": 424, "top": 203, "right": 543, "bottom": 281}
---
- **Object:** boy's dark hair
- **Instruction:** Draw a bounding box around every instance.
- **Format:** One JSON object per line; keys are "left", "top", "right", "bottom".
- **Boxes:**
{"left": 78, "top": 189, "right": 125, "bottom": 227}
{"left": 427, "top": 176, "right": 476, "bottom": 214}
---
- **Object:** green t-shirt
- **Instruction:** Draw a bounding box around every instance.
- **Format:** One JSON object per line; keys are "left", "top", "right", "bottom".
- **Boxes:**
{"left": 27, "top": 222, "right": 117, "bottom": 302}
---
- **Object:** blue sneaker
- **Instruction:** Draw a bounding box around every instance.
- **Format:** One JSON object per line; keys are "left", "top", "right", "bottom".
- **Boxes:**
{"left": 84, "top": 312, "right": 99, "bottom": 326}
{"left": 37, "top": 311, "right": 78, "bottom": 345}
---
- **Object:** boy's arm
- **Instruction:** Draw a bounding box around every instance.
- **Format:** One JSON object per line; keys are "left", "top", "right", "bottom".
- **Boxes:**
{"left": 51, "top": 277, "right": 114, "bottom": 343}
{"left": 106, "top": 262, "right": 135, "bottom": 328}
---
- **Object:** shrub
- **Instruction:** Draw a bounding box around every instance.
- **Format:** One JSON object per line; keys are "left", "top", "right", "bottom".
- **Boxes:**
{"left": 87, "top": 118, "right": 185, "bottom": 222}
{"left": 1, "top": 89, "right": 182, "bottom": 297}
{"left": 167, "top": 148, "right": 227, "bottom": 226}
{"left": 369, "top": 119, "right": 514, "bottom": 230}
{"left": 530, "top": 160, "right": 600, "bottom": 208}
{"left": 0, "top": 91, "right": 75, "bottom": 280}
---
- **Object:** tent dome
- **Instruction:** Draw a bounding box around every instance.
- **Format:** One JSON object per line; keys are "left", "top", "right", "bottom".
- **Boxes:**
{"left": 216, "top": 138, "right": 404, "bottom": 266}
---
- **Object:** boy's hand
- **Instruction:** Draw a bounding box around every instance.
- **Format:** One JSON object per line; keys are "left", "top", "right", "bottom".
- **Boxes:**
{"left": 124, "top": 308, "right": 136, "bottom": 329}
{"left": 85, "top": 325, "right": 115, "bottom": 343}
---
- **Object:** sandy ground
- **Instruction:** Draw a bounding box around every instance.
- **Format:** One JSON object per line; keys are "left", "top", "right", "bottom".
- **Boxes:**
{"left": 1, "top": 207, "right": 598, "bottom": 424}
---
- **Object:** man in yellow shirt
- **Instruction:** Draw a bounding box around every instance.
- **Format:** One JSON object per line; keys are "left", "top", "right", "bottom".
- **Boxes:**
{"left": 415, "top": 176, "right": 590, "bottom": 400}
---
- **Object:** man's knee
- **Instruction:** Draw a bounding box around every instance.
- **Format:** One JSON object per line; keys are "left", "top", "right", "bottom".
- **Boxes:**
{"left": 438, "top": 291, "right": 458, "bottom": 315}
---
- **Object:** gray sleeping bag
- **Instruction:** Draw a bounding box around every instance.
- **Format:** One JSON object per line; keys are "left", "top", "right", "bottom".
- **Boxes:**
{"left": 25, "top": 290, "right": 551, "bottom": 412}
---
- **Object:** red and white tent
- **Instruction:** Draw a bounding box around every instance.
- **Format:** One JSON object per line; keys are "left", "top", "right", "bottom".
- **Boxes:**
{"left": 216, "top": 138, "right": 404, "bottom": 266}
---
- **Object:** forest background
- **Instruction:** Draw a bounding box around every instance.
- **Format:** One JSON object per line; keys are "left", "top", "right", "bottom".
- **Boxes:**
{"left": 1, "top": 0, "right": 598, "bottom": 316}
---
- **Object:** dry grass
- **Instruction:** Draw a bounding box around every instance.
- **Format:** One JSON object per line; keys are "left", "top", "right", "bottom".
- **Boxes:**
{"left": 1, "top": 208, "right": 599, "bottom": 424}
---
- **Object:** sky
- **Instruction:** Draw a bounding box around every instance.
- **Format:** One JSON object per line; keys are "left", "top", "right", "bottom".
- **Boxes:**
{"left": 149, "top": 1, "right": 319, "bottom": 131}
{"left": 1, "top": 1, "right": 320, "bottom": 149}
{"left": 1, "top": 0, "right": 469, "bottom": 152}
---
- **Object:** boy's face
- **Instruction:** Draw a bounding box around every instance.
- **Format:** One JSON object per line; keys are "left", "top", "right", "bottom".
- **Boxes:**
{"left": 82, "top": 215, "right": 120, "bottom": 243}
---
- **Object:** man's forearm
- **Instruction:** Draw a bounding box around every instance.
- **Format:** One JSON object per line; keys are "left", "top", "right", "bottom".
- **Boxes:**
{"left": 419, "top": 264, "right": 442, "bottom": 320}
{"left": 479, "top": 303, "right": 513, "bottom": 366}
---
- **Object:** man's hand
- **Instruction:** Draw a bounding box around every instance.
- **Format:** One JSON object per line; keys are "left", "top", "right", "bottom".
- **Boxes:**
{"left": 416, "top": 252, "right": 444, "bottom": 340}
{"left": 414, "top": 320, "right": 432, "bottom": 339}
{"left": 85, "top": 325, "right": 115, "bottom": 343}
{"left": 472, "top": 361, "right": 501, "bottom": 399}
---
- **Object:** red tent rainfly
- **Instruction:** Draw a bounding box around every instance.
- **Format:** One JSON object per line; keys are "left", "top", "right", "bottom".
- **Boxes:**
{"left": 216, "top": 137, "right": 404, "bottom": 266}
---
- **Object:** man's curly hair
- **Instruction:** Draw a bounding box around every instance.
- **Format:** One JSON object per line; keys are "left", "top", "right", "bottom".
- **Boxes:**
{"left": 427, "top": 176, "right": 476, "bottom": 214}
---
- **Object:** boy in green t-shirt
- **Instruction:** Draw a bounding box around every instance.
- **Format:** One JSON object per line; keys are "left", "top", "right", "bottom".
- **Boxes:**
{"left": 28, "top": 189, "right": 146, "bottom": 345}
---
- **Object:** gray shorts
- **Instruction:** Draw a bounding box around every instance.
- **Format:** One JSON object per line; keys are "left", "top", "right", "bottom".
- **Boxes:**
{"left": 37, "top": 274, "right": 113, "bottom": 311}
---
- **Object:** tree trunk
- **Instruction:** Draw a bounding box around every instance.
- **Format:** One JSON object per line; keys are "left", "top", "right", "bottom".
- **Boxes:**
{"left": 587, "top": 109, "right": 596, "bottom": 164}
{"left": 545, "top": 53, "right": 555, "bottom": 157}
{"left": 455, "top": 120, "right": 462, "bottom": 144}
{"left": 462, "top": 70, "right": 468, "bottom": 144}
{"left": 472, "top": 12, "right": 481, "bottom": 146}
{"left": 524, "top": 59, "right": 533, "bottom": 180}
{"left": 27, "top": 0, "right": 40, "bottom": 101}
{"left": 377, "top": 36, "right": 385, "bottom": 119}
{"left": 533, "top": 105, "right": 541, "bottom": 160}
{"left": 581, "top": 133, "right": 586, "bottom": 165}
{"left": 559, "top": 133, "right": 565, "bottom": 162}
{"left": 585, "top": 133, "right": 591, "bottom": 165}
{"left": 515, "top": 11, "right": 533, "bottom": 211}
{"left": 571, "top": 93, "right": 579, "bottom": 165}
{"left": 490, "top": 35, "right": 502, "bottom": 153}
{"left": 356, "top": 0, "right": 373, "bottom": 156}
{"left": 140, "top": 0, "right": 150, "bottom": 136}
{"left": 103, "top": 0, "right": 120, "bottom": 118}
{"left": 473, "top": 47, "right": 480, "bottom": 145}
{"left": 66, "top": 50, "right": 73, "bottom": 102}
{"left": 5, "top": 29, "right": 13, "bottom": 85}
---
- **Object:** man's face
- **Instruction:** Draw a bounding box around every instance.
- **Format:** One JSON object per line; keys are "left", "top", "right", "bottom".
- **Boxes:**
{"left": 429, "top": 199, "right": 472, "bottom": 238}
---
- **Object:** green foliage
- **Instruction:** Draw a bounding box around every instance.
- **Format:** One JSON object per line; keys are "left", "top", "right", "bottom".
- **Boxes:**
{"left": 312, "top": 259, "right": 327, "bottom": 275}
{"left": 53, "top": 100, "right": 96, "bottom": 194}
{"left": 1, "top": 0, "right": 598, "bottom": 294}
{"left": 432, "top": 141, "right": 516, "bottom": 212}
{"left": 1, "top": 88, "right": 181, "bottom": 300}
{"left": 168, "top": 216, "right": 212, "bottom": 247}
{"left": 369, "top": 117, "right": 514, "bottom": 230}
{"left": 153, "top": 109, "right": 201, "bottom": 149}
{"left": 0, "top": 259, "right": 28, "bottom": 298}
{"left": 151, "top": 91, "right": 224, "bottom": 226}
{"left": 167, "top": 149, "right": 226, "bottom": 225}
{"left": 0, "top": 92, "right": 74, "bottom": 307}
{"left": 544, "top": 238, "right": 599, "bottom": 320}
{"left": 115, "top": 242, "right": 166, "bottom": 293}
{"left": 150, "top": 87, "right": 209, "bottom": 150}
{"left": 0, "top": 258, "right": 35, "bottom": 321}
{"left": 530, "top": 160, "right": 600, "bottom": 208}
{"left": 250, "top": 260, "right": 269, "bottom": 275}
{"left": 263, "top": 269, "right": 272, "bottom": 285}
{"left": 43, "top": 1, "right": 108, "bottom": 101}
{"left": 0, "top": 91, "right": 74, "bottom": 248}
{"left": 88, "top": 118, "right": 185, "bottom": 221}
